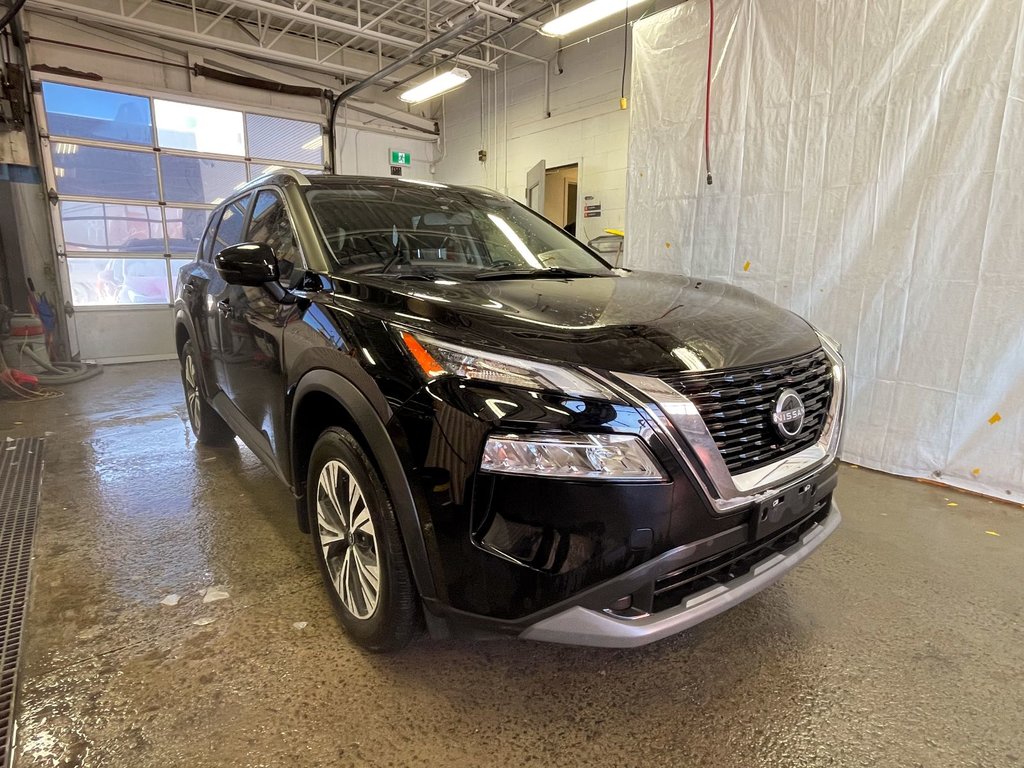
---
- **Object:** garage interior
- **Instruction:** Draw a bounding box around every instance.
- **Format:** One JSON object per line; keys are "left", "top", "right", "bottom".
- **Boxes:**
{"left": 1, "top": 0, "right": 1022, "bottom": 766}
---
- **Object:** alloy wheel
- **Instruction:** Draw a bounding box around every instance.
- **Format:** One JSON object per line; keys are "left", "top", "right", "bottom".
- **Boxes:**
{"left": 183, "top": 353, "right": 202, "bottom": 432}
{"left": 316, "top": 459, "right": 381, "bottom": 619}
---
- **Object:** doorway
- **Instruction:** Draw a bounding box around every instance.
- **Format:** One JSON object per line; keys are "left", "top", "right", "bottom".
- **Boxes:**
{"left": 544, "top": 164, "right": 579, "bottom": 234}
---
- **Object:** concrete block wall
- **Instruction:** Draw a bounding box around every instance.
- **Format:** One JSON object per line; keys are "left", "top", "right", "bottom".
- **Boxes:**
{"left": 434, "top": 26, "right": 631, "bottom": 243}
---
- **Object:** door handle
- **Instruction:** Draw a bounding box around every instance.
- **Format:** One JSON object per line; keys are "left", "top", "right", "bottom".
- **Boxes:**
{"left": 217, "top": 299, "right": 231, "bottom": 316}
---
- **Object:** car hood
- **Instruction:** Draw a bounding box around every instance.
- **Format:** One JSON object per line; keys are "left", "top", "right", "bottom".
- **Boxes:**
{"left": 332, "top": 270, "right": 821, "bottom": 375}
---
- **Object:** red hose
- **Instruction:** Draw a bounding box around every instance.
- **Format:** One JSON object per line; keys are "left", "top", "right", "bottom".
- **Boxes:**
{"left": 704, "top": 0, "right": 715, "bottom": 185}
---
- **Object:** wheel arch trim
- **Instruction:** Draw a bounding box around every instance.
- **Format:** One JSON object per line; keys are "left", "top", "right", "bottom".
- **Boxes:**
{"left": 173, "top": 308, "right": 210, "bottom": 394}
{"left": 291, "top": 369, "right": 437, "bottom": 601}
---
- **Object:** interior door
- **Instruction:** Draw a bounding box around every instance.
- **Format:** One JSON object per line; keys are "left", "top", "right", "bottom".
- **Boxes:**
{"left": 525, "top": 159, "right": 546, "bottom": 212}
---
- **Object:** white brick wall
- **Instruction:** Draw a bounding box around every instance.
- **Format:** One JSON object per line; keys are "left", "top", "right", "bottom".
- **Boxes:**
{"left": 434, "top": 28, "right": 631, "bottom": 243}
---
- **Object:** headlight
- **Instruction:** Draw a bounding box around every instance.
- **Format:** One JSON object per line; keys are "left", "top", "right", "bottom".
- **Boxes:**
{"left": 481, "top": 433, "right": 666, "bottom": 482}
{"left": 400, "top": 331, "right": 616, "bottom": 400}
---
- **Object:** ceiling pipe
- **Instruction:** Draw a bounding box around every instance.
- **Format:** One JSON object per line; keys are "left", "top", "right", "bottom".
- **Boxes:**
{"left": 327, "top": 4, "right": 485, "bottom": 171}
{"left": 447, "top": 1, "right": 535, "bottom": 24}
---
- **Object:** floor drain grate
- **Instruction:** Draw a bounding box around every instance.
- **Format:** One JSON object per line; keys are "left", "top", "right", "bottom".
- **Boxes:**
{"left": 0, "top": 437, "right": 45, "bottom": 768}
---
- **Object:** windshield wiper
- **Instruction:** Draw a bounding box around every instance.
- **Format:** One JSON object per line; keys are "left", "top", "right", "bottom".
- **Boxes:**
{"left": 379, "top": 225, "right": 407, "bottom": 274}
{"left": 472, "top": 267, "right": 604, "bottom": 281}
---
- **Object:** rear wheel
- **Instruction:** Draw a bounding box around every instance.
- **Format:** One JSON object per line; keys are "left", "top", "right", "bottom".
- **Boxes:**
{"left": 307, "top": 428, "right": 419, "bottom": 652}
{"left": 180, "top": 339, "right": 235, "bottom": 445}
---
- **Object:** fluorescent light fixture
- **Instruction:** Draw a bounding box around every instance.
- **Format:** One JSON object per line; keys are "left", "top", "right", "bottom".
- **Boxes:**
{"left": 399, "top": 68, "right": 472, "bottom": 104}
{"left": 540, "top": 0, "right": 645, "bottom": 37}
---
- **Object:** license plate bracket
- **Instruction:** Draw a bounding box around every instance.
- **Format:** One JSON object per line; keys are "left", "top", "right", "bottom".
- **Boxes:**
{"left": 752, "top": 480, "right": 818, "bottom": 540}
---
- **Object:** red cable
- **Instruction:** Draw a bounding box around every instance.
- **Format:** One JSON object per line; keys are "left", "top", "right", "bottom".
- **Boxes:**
{"left": 704, "top": 0, "right": 714, "bottom": 185}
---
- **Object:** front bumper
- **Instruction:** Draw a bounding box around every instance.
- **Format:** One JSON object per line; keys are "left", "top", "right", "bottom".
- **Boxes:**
{"left": 519, "top": 501, "right": 841, "bottom": 648}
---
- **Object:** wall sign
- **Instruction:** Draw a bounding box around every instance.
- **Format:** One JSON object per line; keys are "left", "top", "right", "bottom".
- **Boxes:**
{"left": 583, "top": 201, "right": 602, "bottom": 218}
{"left": 390, "top": 149, "right": 411, "bottom": 166}
{"left": 390, "top": 165, "right": 403, "bottom": 176}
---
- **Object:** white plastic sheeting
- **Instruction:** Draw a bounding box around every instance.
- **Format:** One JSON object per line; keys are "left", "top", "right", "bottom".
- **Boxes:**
{"left": 627, "top": 0, "right": 1024, "bottom": 503}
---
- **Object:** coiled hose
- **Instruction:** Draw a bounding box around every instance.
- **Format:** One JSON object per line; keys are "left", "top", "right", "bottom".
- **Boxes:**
{"left": 20, "top": 345, "right": 103, "bottom": 384}
{"left": 0, "top": 342, "right": 103, "bottom": 385}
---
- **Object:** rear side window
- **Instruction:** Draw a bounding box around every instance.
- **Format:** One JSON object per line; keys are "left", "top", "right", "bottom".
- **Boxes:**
{"left": 213, "top": 194, "right": 251, "bottom": 255}
{"left": 198, "top": 209, "right": 221, "bottom": 262}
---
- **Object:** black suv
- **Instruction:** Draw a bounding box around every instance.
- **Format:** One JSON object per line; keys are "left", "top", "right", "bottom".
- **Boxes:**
{"left": 174, "top": 171, "right": 845, "bottom": 651}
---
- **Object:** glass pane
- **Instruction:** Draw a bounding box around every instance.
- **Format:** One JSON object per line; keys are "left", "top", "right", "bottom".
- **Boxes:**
{"left": 199, "top": 210, "right": 221, "bottom": 262}
{"left": 60, "top": 202, "right": 163, "bottom": 252}
{"left": 214, "top": 195, "right": 251, "bottom": 252}
{"left": 42, "top": 82, "right": 152, "bottom": 145}
{"left": 246, "top": 114, "right": 322, "bottom": 164}
{"left": 52, "top": 143, "right": 158, "bottom": 200}
{"left": 248, "top": 190, "right": 302, "bottom": 286}
{"left": 154, "top": 99, "right": 244, "bottom": 155}
{"left": 165, "top": 207, "right": 211, "bottom": 254}
{"left": 67, "top": 257, "right": 170, "bottom": 306}
{"left": 160, "top": 155, "right": 247, "bottom": 204}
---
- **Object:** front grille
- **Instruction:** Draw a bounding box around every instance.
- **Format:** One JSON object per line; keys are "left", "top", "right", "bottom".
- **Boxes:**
{"left": 661, "top": 348, "right": 834, "bottom": 474}
{"left": 650, "top": 494, "right": 831, "bottom": 614}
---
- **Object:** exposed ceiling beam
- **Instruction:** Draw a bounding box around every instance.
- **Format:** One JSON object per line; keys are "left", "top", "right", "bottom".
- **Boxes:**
{"left": 199, "top": 0, "right": 497, "bottom": 70}
{"left": 344, "top": 100, "right": 438, "bottom": 135}
{"left": 25, "top": 0, "right": 403, "bottom": 83}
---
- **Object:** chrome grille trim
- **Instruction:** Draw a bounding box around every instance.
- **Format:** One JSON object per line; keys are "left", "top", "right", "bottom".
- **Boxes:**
{"left": 660, "top": 349, "right": 833, "bottom": 474}
{"left": 586, "top": 334, "right": 846, "bottom": 514}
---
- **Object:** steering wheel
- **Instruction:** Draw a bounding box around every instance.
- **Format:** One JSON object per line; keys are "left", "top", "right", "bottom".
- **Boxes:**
{"left": 342, "top": 232, "right": 387, "bottom": 262}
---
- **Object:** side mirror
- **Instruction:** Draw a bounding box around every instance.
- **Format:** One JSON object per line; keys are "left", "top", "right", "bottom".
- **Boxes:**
{"left": 215, "top": 243, "right": 279, "bottom": 286}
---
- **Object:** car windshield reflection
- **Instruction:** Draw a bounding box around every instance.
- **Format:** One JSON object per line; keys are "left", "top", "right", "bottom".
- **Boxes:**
{"left": 306, "top": 184, "right": 611, "bottom": 278}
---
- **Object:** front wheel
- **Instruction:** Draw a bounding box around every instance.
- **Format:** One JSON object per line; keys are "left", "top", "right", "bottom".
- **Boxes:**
{"left": 307, "top": 428, "right": 419, "bottom": 652}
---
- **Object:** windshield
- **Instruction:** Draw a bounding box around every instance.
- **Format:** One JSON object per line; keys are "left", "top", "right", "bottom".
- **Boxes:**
{"left": 305, "top": 182, "right": 611, "bottom": 277}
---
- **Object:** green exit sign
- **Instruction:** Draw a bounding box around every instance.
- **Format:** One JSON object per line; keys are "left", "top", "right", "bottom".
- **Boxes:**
{"left": 390, "top": 150, "right": 411, "bottom": 166}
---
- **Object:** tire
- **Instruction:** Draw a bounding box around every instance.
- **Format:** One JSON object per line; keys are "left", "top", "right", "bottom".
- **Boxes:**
{"left": 180, "top": 339, "right": 235, "bottom": 445}
{"left": 307, "top": 428, "right": 419, "bottom": 652}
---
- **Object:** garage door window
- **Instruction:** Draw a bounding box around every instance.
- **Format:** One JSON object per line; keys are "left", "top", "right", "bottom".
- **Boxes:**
{"left": 41, "top": 81, "right": 324, "bottom": 308}
{"left": 154, "top": 99, "right": 245, "bottom": 156}
{"left": 51, "top": 143, "right": 159, "bottom": 200}
{"left": 59, "top": 202, "right": 164, "bottom": 252}
{"left": 160, "top": 156, "right": 248, "bottom": 205}
{"left": 41, "top": 82, "right": 152, "bottom": 145}
{"left": 246, "top": 114, "right": 322, "bottom": 165}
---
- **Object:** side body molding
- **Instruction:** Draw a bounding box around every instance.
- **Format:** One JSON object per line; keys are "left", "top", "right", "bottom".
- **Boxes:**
{"left": 290, "top": 369, "right": 437, "bottom": 601}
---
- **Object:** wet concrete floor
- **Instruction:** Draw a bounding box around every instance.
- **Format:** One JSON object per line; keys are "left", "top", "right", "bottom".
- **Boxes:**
{"left": 1, "top": 360, "right": 1022, "bottom": 767}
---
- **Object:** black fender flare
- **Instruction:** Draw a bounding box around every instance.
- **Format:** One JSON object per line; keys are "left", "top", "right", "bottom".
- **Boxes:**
{"left": 173, "top": 306, "right": 209, "bottom": 392}
{"left": 291, "top": 369, "right": 437, "bottom": 601}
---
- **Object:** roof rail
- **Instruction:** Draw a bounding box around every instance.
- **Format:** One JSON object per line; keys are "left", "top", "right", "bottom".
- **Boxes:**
{"left": 249, "top": 168, "right": 313, "bottom": 187}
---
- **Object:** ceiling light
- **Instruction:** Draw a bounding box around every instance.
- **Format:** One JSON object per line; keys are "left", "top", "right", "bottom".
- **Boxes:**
{"left": 540, "top": 0, "right": 645, "bottom": 37}
{"left": 399, "top": 68, "right": 471, "bottom": 104}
